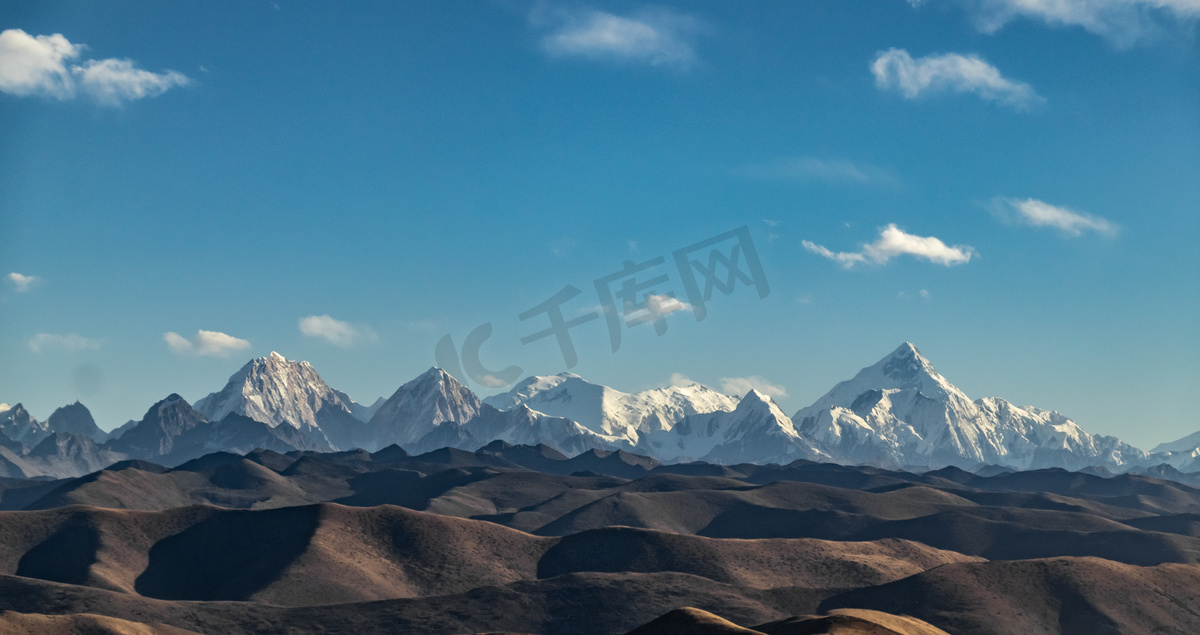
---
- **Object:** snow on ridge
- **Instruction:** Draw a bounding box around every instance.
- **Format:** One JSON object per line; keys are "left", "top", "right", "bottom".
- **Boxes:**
{"left": 174, "top": 345, "right": 1190, "bottom": 472}
{"left": 483, "top": 373, "right": 740, "bottom": 442}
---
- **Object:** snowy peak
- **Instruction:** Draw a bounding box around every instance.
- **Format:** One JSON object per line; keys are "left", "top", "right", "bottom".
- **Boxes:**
{"left": 793, "top": 343, "right": 1147, "bottom": 470}
{"left": 193, "top": 352, "right": 353, "bottom": 431}
{"left": 862, "top": 342, "right": 962, "bottom": 401}
{"left": 736, "top": 388, "right": 772, "bottom": 409}
{"left": 639, "top": 388, "right": 814, "bottom": 464}
{"left": 483, "top": 373, "right": 739, "bottom": 441}
{"left": 1152, "top": 430, "right": 1200, "bottom": 455}
{"left": 0, "top": 402, "right": 50, "bottom": 445}
{"left": 367, "top": 367, "right": 484, "bottom": 448}
{"left": 797, "top": 343, "right": 970, "bottom": 423}
{"left": 720, "top": 389, "right": 799, "bottom": 440}
{"left": 879, "top": 342, "right": 932, "bottom": 382}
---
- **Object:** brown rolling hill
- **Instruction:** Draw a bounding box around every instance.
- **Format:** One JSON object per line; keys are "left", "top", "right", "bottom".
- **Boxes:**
{"left": 0, "top": 610, "right": 200, "bottom": 635}
{"left": 625, "top": 606, "right": 952, "bottom": 635}
{"left": 0, "top": 503, "right": 976, "bottom": 606}
{"left": 9, "top": 558, "right": 1200, "bottom": 635}
{"left": 4, "top": 445, "right": 1200, "bottom": 633}
{"left": 822, "top": 556, "right": 1200, "bottom": 635}
{"left": 624, "top": 607, "right": 765, "bottom": 635}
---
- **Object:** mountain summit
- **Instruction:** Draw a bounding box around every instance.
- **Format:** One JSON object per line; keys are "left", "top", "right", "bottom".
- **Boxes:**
{"left": 193, "top": 352, "right": 369, "bottom": 449}
{"left": 483, "top": 373, "right": 739, "bottom": 443}
{"left": 794, "top": 344, "right": 1146, "bottom": 470}
{"left": 645, "top": 389, "right": 821, "bottom": 464}
{"left": 367, "top": 368, "right": 485, "bottom": 449}
{"left": 7, "top": 344, "right": 1174, "bottom": 478}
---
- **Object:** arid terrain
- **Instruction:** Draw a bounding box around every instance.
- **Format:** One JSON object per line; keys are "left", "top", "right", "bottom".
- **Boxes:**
{"left": 2, "top": 443, "right": 1200, "bottom": 633}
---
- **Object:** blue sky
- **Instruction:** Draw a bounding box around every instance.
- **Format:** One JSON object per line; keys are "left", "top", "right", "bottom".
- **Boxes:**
{"left": 1, "top": 1, "right": 1197, "bottom": 449}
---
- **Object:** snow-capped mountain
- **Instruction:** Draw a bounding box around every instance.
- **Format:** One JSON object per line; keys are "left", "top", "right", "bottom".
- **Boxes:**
{"left": 1153, "top": 431, "right": 1200, "bottom": 455}
{"left": 792, "top": 343, "right": 1147, "bottom": 470}
{"left": 0, "top": 403, "right": 49, "bottom": 445}
{"left": 482, "top": 374, "right": 739, "bottom": 443}
{"left": 641, "top": 389, "right": 823, "bottom": 464}
{"left": 453, "top": 403, "right": 625, "bottom": 457}
{"left": 368, "top": 368, "right": 484, "bottom": 449}
{"left": 193, "top": 352, "right": 369, "bottom": 449}
{"left": 1132, "top": 432, "right": 1200, "bottom": 472}
{"left": 3, "top": 344, "right": 1192, "bottom": 481}
{"left": 368, "top": 368, "right": 624, "bottom": 454}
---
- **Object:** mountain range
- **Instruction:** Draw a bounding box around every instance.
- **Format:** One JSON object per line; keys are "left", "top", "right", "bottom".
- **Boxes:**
{"left": 3, "top": 343, "right": 1198, "bottom": 479}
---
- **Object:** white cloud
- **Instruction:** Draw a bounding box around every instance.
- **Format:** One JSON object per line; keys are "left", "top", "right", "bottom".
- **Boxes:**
{"left": 989, "top": 197, "right": 1119, "bottom": 237}
{"left": 872, "top": 48, "right": 1042, "bottom": 110}
{"left": 645, "top": 293, "right": 692, "bottom": 316}
{"left": 936, "top": 0, "right": 1200, "bottom": 46}
{"left": 804, "top": 224, "right": 976, "bottom": 268}
{"left": 164, "top": 329, "right": 251, "bottom": 357}
{"left": 28, "top": 333, "right": 101, "bottom": 353}
{"left": 617, "top": 294, "right": 692, "bottom": 322}
{"left": 8, "top": 272, "right": 41, "bottom": 292}
{"left": 719, "top": 375, "right": 788, "bottom": 400}
{"left": 534, "top": 6, "right": 703, "bottom": 68}
{"left": 299, "top": 314, "right": 377, "bottom": 347}
{"left": 0, "top": 30, "right": 77, "bottom": 98}
{"left": 739, "top": 157, "right": 900, "bottom": 186}
{"left": 73, "top": 58, "right": 190, "bottom": 106}
{"left": 475, "top": 373, "right": 513, "bottom": 388}
{"left": 0, "top": 29, "right": 189, "bottom": 105}
{"left": 898, "top": 289, "right": 933, "bottom": 301}
{"left": 801, "top": 240, "right": 868, "bottom": 267}
{"left": 668, "top": 372, "right": 697, "bottom": 387}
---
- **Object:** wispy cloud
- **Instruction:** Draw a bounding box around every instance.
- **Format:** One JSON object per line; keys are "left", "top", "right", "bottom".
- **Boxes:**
{"left": 988, "top": 197, "right": 1119, "bottom": 237}
{"left": 7, "top": 272, "right": 41, "bottom": 292}
{"left": 898, "top": 289, "right": 933, "bottom": 301}
{"left": 872, "top": 48, "right": 1042, "bottom": 110}
{"left": 0, "top": 29, "right": 189, "bottom": 105}
{"left": 164, "top": 329, "right": 251, "bottom": 357}
{"left": 668, "top": 372, "right": 697, "bottom": 387}
{"left": 918, "top": 0, "right": 1200, "bottom": 46}
{"left": 28, "top": 333, "right": 101, "bottom": 353}
{"left": 299, "top": 314, "right": 377, "bottom": 347}
{"left": 533, "top": 6, "right": 704, "bottom": 69}
{"left": 804, "top": 224, "right": 976, "bottom": 268}
{"left": 642, "top": 294, "right": 692, "bottom": 316}
{"left": 738, "top": 157, "right": 900, "bottom": 186}
{"left": 719, "top": 375, "right": 788, "bottom": 400}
